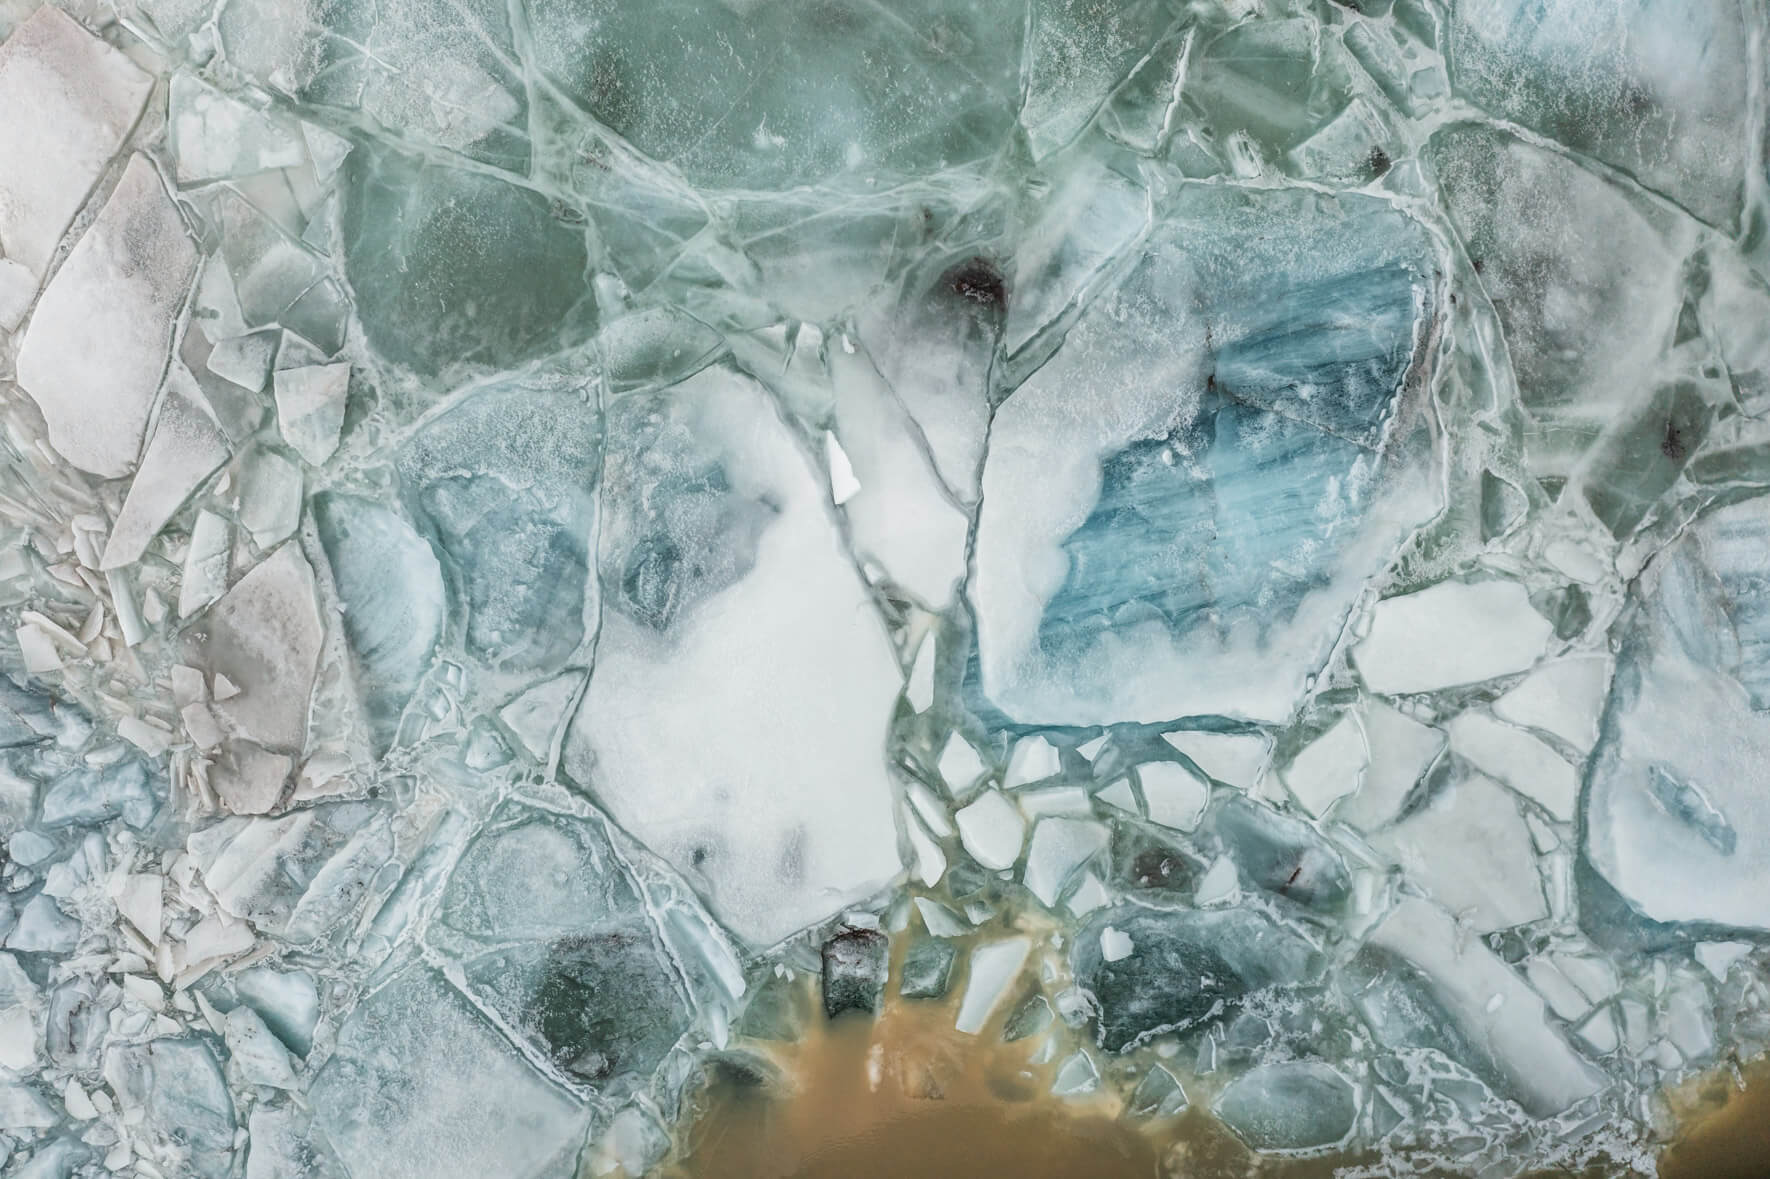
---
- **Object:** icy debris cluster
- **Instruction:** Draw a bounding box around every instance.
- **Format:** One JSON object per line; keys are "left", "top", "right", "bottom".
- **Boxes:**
{"left": 0, "top": 0, "right": 1766, "bottom": 1174}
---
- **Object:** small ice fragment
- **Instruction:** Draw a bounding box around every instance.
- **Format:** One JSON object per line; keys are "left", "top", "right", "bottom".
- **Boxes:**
{"left": 955, "top": 938, "right": 1031, "bottom": 1034}
{"left": 1695, "top": 941, "right": 1752, "bottom": 981}
{"left": 179, "top": 511, "right": 231, "bottom": 618}
{"left": 497, "top": 672, "right": 585, "bottom": 762}
{"left": 904, "top": 810, "right": 947, "bottom": 887}
{"left": 206, "top": 331, "right": 278, "bottom": 391}
{"left": 1096, "top": 778, "right": 1139, "bottom": 814}
{"left": 1449, "top": 711, "right": 1580, "bottom": 820}
{"left": 1354, "top": 580, "right": 1553, "bottom": 694}
{"left": 1100, "top": 926, "right": 1134, "bottom": 962}
{"left": 905, "top": 779, "right": 954, "bottom": 837}
{"left": 955, "top": 789, "right": 1026, "bottom": 870}
{"left": 16, "top": 155, "right": 199, "bottom": 478}
{"left": 273, "top": 363, "right": 350, "bottom": 465}
{"left": 1194, "top": 856, "right": 1240, "bottom": 906}
{"left": 1139, "top": 762, "right": 1211, "bottom": 831}
{"left": 825, "top": 431, "right": 860, "bottom": 504}
{"left": 1053, "top": 1051, "right": 1100, "bottom": 1097}
{"left": 1492, "top": 655, "right": 1611, "bottom": 753}
{"left": 1282, "top": 716, "right": 1367, "bottom": 817}
{"left": 238, "top": 449, "right": 303, "bottom": 547}
{"left": 1161, "top": 730, "right": 1271, "bottom": 789}
{"left": 1022, "top": 818, "right": 1109, "bottom": 907}
{"left": 224, "top": 1004, "right": 299, "bottom": 1089}
{"left": 914, "top": 897, "right": 967, "bottom": 938}
{"left": 937, "top": 733, "right": 988, "bottom": 795}
{"left": 1334, "top": 701, "right": 1445, "bottom": 831}
{"left": 1004, "top": 735, "right": 1062, "bottom": 787}
{"left": 114, "top": 874, "right": 162, "bottom": 942}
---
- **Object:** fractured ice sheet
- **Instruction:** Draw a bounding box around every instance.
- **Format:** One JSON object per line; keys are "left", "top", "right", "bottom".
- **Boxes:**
{"left": 2, "top": 0, "right": 1769, "bottom": 1174}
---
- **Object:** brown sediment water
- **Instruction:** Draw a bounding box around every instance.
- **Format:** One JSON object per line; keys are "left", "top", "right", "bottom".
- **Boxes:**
{"left": 662, "top": 953, "right": 1356, "bottom": 1179}
{"left": 666, "top": 970, "right": 1770, "bottom": 1179}
{"left": 1658, "top": 1058, "right": 1770, "bottom": 1179}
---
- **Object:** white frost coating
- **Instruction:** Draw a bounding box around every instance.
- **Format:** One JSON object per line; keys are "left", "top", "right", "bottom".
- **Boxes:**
{"left": 16, "top": 154, "right": 199, "bottom": 478}
{"left": 1354, "top": 580, "right": 1553, "bottom": 695}
{"left": 1448, "top": 711, "right": 1579, "bottom": 820}
{"left": 566, "top": 368, "right": 904, "bottom": 948}
{"left": 0, "top": 6, "right": 152, "bottom": 277}
{"left": 101, "top": 390, "right": 230, "bottom": 569}
{"left": 1370, "top": 770, "right": 1547, "bottom": 932}
{"left": 1138, "top": 762, "right": 1210, "bottom": 831}
{"left": 1281, "top": 716, "right": 1368, "bottom": 817}
{"left": 188, "top": 544, "right": 324, "bottom": 753}
{"left": 955, "top": 937, "right": 1031, "bottom": 1034}
{"left": 1365, "top": 898, "right": 1604, "bottom": 1117}
{"left": 955, "top": 789, "right": 1025, "bottom": 870}
{"left": 1022, "top": 817, "right": 1108, "bottom": 906}
{"left": 273, "top": 363, "right": 350, "bottom": 466}
{"left": 1493, "top": 655, "right": 1611, "bottom": 753}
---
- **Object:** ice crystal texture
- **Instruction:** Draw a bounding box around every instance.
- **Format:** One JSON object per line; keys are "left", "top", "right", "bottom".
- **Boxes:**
{"left": 0, "top": 0, "right": 1766, "bottom": 1175}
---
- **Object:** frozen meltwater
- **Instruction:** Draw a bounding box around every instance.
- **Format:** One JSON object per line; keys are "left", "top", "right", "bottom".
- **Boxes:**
{"left": 0, "top": 0, "right": 1766, "bottom": 1176}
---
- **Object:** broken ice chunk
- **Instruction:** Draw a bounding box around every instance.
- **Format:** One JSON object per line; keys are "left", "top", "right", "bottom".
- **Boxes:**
{"left": 1073, "top": 904, "right": 1317, "bottom": 1053}
{"left": 973, "top": 186, "right": 1439, "bottom": 726}
{"left": 1137, "top": 762, "right": 1210, "bottom": 831}
{"left": 1347, "top": 897, "right": 1603, "bottom": 1117}
{"left": 955, "top": 937, "right": 1031, "bottom": 1035}
{"left": 1023, "top": 817, "right": 1109, "bottom": 907}
{"left": 1003, "top": 735, "right": 1063, "bottom": 788}
{"left": 189, "top": 801, "right": 392, "bottom": 941}
{"left": 1448, "top": 711, "right": 1579, "bottom": 820}
{"left": 16, "top": 155, "right": 199, "bottom": 478}
{"left": 180, "top": 511, "right": 232, "bottom": 618}
{"left": 1161, "top": 730, "right": 1271, "bottom": 791}
{"left": 273, "top": 364, "right": 349, "bottom": 465}
{"left": 103, "top": 1038, "right": 236, "bottom": 1178}
{"left": 188, "top": 543, "right": 323, "bottom": 754}
{"left": 822, "top": 926, "right": 889, "bottom": 1018}
{"left": 1584, "top": 507, "right": 1770, "bottom": 932}
{"left": 1201, "top": 794, "right": 1351, "bottom": 914}
{"left": 956, "top": 790, "right": 1026, "bottom": 871}
{"left": 167, "top": 71, "right": 306, "bottom": 184}
{"left": 1370, "top": 769, "right": 1547, "bottom": 932}
{"left": 938, "top": 734, "right": 989, "bottom": 796}
{"left": 224, "top": 1004, "right": 299, "bottom": 1089}
{"left": 1331, "top": 701, "right": 1445, "bottom": 831}
{"left": 1354, "top": 580, "right": 1553, "bottom": 695}
{"left": 1281, "top": 716, "right": 1367, "bottom": 818}
{"left": 310, "top": 967, "right": 589, "bottom": 1179}
{"left": 1492, "top": 656, "right": 1610, "bottom": 753}
{"left": 0, "top": 7, "right": 152, "bottom": 278}
{"left": 313, "top": 494, "right": 444, "bottom": 755}
{"left": 238, "top": 448, "right": 303, "bottom": 547}
{"left": 1216, "top": 1061, "right": 1357, "bottom": 1154}
{"left": 497, "top": 672, "right": 585, "bottom": 763}
{"left": 565, "top": 367, "right": 904, "bottom": 946}
{"left": 100, "top": 390, "right": 230, "bottom": 570}
{"left": 398, "top": 370, "right": 599, "bottom": 674}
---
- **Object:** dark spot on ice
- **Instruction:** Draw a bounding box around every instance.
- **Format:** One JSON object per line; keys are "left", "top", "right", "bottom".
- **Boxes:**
{"left": 691, "top": 845, "right": 710, "bottom": 868}
{"left": 1471, "top": 258, "right": 1485, "bottom": 274}
{"left": 946, "top": 256, "right": 1006, "bottom": 309}
{"left": 1368, "top": 146, "right": 1390, "bottom": 176}
{"left": 1662, "top": 417, "right": 1690, "bottom": 461}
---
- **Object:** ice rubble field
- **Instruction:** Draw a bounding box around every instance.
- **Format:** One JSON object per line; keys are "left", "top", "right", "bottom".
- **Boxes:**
{"left": 0, "top": 0, "right": 1766, "bottom": 1174}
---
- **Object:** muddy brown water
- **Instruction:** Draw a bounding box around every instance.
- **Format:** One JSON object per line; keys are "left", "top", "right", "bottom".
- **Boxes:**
{"left": 661, "top": 971, "right": 1770, "bottom": 1179}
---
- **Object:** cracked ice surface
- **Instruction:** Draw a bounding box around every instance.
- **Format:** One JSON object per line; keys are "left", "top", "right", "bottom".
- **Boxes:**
{"left": 0, "top": 0, "right": 1767, "bottom": 1175}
